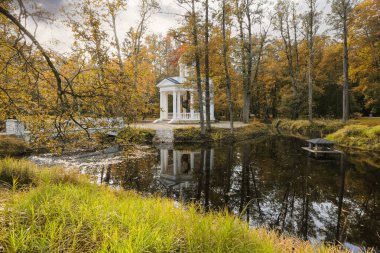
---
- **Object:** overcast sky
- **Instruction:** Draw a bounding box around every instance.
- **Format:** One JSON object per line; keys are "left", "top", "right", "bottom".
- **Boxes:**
{"left": 31, "top": 0, "right": 184, "bottom": 53}
{"left": 32, "top": 0, "right": 331, "bottom": 54}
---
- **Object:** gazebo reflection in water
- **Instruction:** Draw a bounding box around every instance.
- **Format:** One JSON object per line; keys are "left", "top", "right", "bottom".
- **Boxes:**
{"left": 158, "top": 148, "right": 214, "bottom": 189}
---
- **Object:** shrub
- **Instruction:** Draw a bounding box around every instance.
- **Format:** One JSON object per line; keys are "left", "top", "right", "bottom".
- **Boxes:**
{"left": 0, "top": 136, "right": 32, "bottom": 156}
{"left": 174, "top": 127, "right": 209, "bottom": 143}
{"left": 0, "top": 158, "right": 86, "bottom": 190}
{"left": 117, "top": 127, "right": 156, "bottom": 145}
{"left": 174, "top": 123, "right": 269, "bottom": 143}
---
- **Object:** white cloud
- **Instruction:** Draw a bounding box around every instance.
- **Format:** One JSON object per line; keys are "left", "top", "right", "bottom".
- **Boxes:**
{"left": 32, "top": 0, "right": 332, "bottom": 54}
{"left": 34, "top": 0, "right": 184, "bottom": 53}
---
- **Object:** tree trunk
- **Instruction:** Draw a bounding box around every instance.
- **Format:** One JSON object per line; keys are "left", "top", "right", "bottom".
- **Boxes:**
{"left": 342, "top": 15, "right": 349, "bottom": 123}
{"left": 243, "top": 3, "right": 252, "bottom": 123}
{"left": 192, "top": 0, "right": 206, "bottom": 135}
{"left": 222, "top": 0, "right": 234, "bottom": 134}
{"left": 307, "top": 0, "right": 314, "bottom": 122}
{"left": 204, "top": 0, "right": 211, "bottom": 131}
{"left": 111, "top": 12, "right": 124, "bottom": 71}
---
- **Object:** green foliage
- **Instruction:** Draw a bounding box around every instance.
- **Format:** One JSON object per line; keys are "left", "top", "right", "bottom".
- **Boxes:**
{"left": 327, "top": 125, "right": 380, "bottom": 151}
{"left": 0, "top": 136, "right": 32, "bottom": 157}
{"left": 0, "top": 159, "right": 346, "bottom": 253}
{"left": 117, "top": 127, "right": 155, "bottom": 145}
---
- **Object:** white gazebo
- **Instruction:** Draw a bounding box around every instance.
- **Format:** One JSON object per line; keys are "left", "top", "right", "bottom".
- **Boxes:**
{"left": 154, "top": 63, "right": 215, "bottom": 124}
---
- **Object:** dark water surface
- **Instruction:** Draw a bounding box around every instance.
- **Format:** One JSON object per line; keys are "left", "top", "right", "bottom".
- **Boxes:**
{"left": 35, "top": 136, "right": 380, "bottom": 250}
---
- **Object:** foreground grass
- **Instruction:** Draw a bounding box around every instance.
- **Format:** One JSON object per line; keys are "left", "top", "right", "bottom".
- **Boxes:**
{"left": 273, "top": 118, "right": 380, "bottom": 151}
{"left": 0, "top": 159, "right": 346, "bottom": 253}
{"left": 174, "top": 122, "right": 270, "bottom": 143}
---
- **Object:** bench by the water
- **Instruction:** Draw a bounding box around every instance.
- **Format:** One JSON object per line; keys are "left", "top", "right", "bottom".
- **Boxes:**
{"left": 302, "top": 138, "right": 343, "bottom": 157}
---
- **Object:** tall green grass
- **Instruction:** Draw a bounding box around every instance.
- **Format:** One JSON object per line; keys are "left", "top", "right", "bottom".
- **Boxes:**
{"left": 0, "top": 158, "right": 85, "bottom": 190}
{"left": 0, "top": 159, "right": 346, "bottom": 252}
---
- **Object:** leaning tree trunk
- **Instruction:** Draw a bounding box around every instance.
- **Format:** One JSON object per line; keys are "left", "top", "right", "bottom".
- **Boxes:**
{"left": 192, "top": 0, "right": 206, "bottom": 135}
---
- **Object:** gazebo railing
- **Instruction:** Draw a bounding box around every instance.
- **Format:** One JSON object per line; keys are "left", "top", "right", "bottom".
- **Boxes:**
{"left": 167, "top": 113, "right": 200, "bottom": 121}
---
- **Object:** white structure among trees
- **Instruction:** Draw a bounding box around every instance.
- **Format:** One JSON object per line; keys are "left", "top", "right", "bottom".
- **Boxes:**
{"left": 154, "top": 63, "right": 215, "bottom": 124}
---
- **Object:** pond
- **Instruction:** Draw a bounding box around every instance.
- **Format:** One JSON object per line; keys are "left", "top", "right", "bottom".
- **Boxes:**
{"left": 31, "top": 135, "right": 380, "bottom": 251}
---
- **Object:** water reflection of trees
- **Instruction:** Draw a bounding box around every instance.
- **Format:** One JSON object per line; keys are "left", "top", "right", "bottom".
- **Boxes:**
{"left": 85, "top": 136, "right": 379, "bottom": 249}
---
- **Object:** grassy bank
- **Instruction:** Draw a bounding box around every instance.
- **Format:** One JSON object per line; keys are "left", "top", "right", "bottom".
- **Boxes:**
{"left": 116, "top": 127, "right": 156, "bottom": 145}
{"left": 0, "top": 136, "right": 32, "bottom": 157}
{"left": 174, "top": 122, "right": 270, "bottom": 143}
{"left": 0, "top": 159, "right": 345, "bottom": 252}
{"left": 327, "top": 125, "right": 380, "bottom": 151}
{"left": 273, "top": 118, "right": 380, "bottom": 151}
{"left": 272, "top": 119, "right": 344, "bottom": 138}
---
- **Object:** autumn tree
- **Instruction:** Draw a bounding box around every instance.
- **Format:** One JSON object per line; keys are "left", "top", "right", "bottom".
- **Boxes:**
{"left": 106, "top": 0, "right": 127, "bottom": 71}
{"left": 221, "top": 0, "right": 234, "bottom": 133}
{"left": 329, "top": 0, "right": 356, "bottom": 122}
{"left": 350, "top": 0, "right": 380, "bottom": 116}
{"left": 204, "top": 0, "right": 212, "bottom": 131}
{"left": 303, "top": 0, "right": 320, "bottom": 121}
{"left": 124, "top": 0, "right": 159, "bottom": 89}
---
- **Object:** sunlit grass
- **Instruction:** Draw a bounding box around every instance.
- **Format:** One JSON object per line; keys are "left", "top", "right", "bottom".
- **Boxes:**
{"left": 327, "top": 125, "right": 380, "bottom": 151}
{"left": 349, "top": 117, "right": 380, "bottom": 127}
{"left": 273, "top": 118, "right": 380, "bottom": 151}
{"left": 0, "top": 158, "right": 86, "bottom": 190}
{"left": 273, "top": 119, "right": 344, "bottom": 137}
{"left": 174, "top": 122, "right": 269, "bottom": 143}
{"left": 0, "top": 159, "right": 348, "bottom": 252}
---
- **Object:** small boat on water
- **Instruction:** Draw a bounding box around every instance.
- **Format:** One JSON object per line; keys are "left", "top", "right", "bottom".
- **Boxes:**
{"left": 302, "top": 138, "right": 343, "bottom": 158}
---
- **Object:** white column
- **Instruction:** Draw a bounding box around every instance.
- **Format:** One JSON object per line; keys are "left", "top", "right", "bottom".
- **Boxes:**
{"left": 210, "top": 80, "right": 215, "bottom": 120}
{"left": 163, "top": 92, "right": 168, "bottom": 119}
{"left": 190, "top": 92, "right": 194, "bottom": 118}
{"left": 190, "top": 153, "right": 195, "bottom": 170}
{"left": 210, "top": 100, "right": 215, "bottom": 121}
{"left": 160, "top": 92, "right": 164, "bottom": 119}
{"left": 173, "top": 91, "right": 177, "bottom": 119}
{"left": 160, "top": 149, "right": 165, "bottom": 173}
{"left": 173, "top": 150, "right": 177, "bottom": 176}
{"left": 210, "top": 149, "right": 214, "bottom": 170}
{"left": 164, "top": 149, "right": 168, "bottom": 170}
{"left": 177, "top": 92, "right": 181, "bottom": 119}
